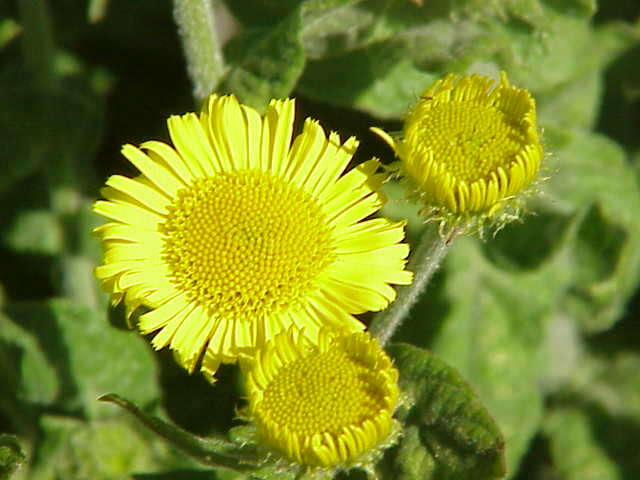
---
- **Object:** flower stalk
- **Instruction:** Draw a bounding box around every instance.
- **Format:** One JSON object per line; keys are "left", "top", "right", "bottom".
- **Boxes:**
{"left": 370, "top": 224, "right": 460, "bottom": 346}
{"left": 173, "top": 0, "right": 226, "bottom": 103}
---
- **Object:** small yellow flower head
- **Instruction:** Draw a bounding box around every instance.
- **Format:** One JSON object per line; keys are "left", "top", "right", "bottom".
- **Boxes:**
{"left": 373, "top": 72, "right": 543, "bottom": 232}
{"left": 245, "top": 328, "right": 400, "bottom": 469}
{"left": 93, "top": 94, "right": 412, "bottom": 381}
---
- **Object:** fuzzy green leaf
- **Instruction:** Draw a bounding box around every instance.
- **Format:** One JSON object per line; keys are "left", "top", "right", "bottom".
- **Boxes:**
{"left": 546, "top": 351, "right": 640, "bottom": 477}
{"left": 387, "top": 343, "right": 506, "bottom": 480}
{"left": 543, "top": 127, "right": 640, "bottom": 332}
{"left": 544, "top": 407, "right": 621, "bottom": 480}
{"left": 399, "top": 234, "right": 574, "bottom": 477}
{"left": 0, "top": 311, "right": 58, "bottom": 407}
{"left": 538, "top": 71, "right": 602, "bottom": 130}
{"left": 296, "top": 0, "right": 606, "bottom": 118}
{"left": 3, "top": 299, "right": 159, "bottom": 418}
{"left": 218, "top": 6, "right": 305, "bottom": 111}
{"left": 28, "top": 414, "right": 188, "bottom": 480}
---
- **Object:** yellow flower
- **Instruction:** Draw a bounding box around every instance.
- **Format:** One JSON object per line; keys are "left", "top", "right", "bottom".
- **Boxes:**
{"left": 373, "top": 72, "right": 543, "bottom": 232}
{"left": 244, "top": 328, "right": 400, "bottom": 469}
{"left": 93, "top": 94, "right": 412, "bottom": 381}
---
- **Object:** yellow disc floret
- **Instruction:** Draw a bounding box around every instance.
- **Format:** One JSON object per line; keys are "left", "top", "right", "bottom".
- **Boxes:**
{"left": 373, "top": 72, "right": 543, "bottom": 232}
{"left": 160, "top": 171, "right": 335, "bottom": 319}
{"left": 246, "top": 329, "right": 399, "bottom": 468}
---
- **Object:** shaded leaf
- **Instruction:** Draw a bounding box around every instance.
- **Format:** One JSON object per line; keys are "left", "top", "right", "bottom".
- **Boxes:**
{"left": 0, "top": 311, "right": 58, "bottom": 407}
{"left": 0, "top": 63, "right": 105, "bottom": 195}
{"left": 219, "top": 6, "right": 305, "bottom": 111}
{"left": 2, "top": 210, "right": 63, "bottom": 255}
{"left": 549, "top": 350, "right": 640, "bottom": 478}
{"left": 387, "top": 343, "right": 506, "bottom": 480}
{"left": 28, "top": 414, "right": 184, "bottom": 480}
{"left": 544, "top": 407, "right": 620, "bottom": 480}
{"left": 544, "top": 127, "right": 640, "bottom": 332}
{"left": 4, "top": 299, "right": 160, "bottom": 418}
{"left": 133, "top": 470, "right": 219, "bottom": 480}
{"left": 299, "top": 41, "right": 437, "bottom": 119}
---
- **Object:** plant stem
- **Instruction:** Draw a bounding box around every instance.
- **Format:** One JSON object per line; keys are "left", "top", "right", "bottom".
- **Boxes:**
{"left": 370, "top": 225, "right": 460, "bottom": 346}
{"left": 173, "top": 0, "right": 226, "bottom": 103}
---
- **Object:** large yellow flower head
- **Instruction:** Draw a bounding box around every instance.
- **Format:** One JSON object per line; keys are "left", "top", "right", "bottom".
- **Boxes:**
{"left": 245, "top": 328, "right": 400, "bottom": 469}
{"left": 93, "top": 94, "right": 412, "bottom": 381}
{"left": 373, "top": 72, "right": 543, "bottom": 232}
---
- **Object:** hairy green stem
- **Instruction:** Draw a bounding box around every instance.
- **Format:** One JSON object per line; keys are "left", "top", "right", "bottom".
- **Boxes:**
{"left": 173, "top": 0, "right": 226, "bottom": 102}
{"left": 370, "top": 225, "right": 459, "bottom": 346}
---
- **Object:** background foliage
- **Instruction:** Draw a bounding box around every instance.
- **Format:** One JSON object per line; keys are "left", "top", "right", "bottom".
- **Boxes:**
{"left": 1, "top": 0, "right": 640, "bottom": 479}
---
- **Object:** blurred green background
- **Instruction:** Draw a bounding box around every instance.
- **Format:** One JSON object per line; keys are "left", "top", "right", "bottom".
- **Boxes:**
{"left": 1, "top": 0, "right": 640, "bottom": 479}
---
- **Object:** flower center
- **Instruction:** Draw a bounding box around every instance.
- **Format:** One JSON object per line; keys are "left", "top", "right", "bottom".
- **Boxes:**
{"left": 407, "top": 101, "right": 527, "bottom": 183}
{"left": 259, "top": 348, "right": 388, "bottom": 438}
{"left": 160, "top": 171, "right": 335, "bottom": 317}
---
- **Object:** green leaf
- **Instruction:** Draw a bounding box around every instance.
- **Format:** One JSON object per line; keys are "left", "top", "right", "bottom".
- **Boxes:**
{"left": 299, "top": 41, "right": 437, "bottom": 119}
{"left": 0, "top": 434, "right": 26, "bottom": 480}
{"left": 0, "top": 18, "right": 21, "bottom": 49}
{"left": 4, "top": 299, "right": 160, "bottom": 418}
{"left": 543, "top": 127, "right": 640, "bottom": 332}
{"left": 300, "top": 0, "right": 381, "bottom": 60}
{"left": 99, "top": 394, "right": 260, "bottom": 473}
{"left": 0, "top": 63, "right": 105, "bottom": 195}
{"left": 543, "top": 0, "right": 597, "bottom": 16}
{"left": 3, "top": 210, "right": 63, "bottom": 255}
{"left": 571, "top": 351, "right": 640, "bottom": 421}
{"left": 387, "top": 343, "right": 506, "bottom": 480}
{"left": 538, "top": 70, "right": 602, "bottom": 130}
{"left": 536, "top": 22, "right": 639, "bottom": 131}
{"left": 488, "top": 12, "right": 593, "bottom": 93}
{"left": 0, "top": 311, "right": 58, "bottom": 407}
{"left": 297, "top": 0, "right": 630, "bottom": 119}
{"left": 218, "top": 6, "right": 305, "bottom": 111}
{"left": 222, "top": 0, "right": 304, "bottom": 26}
{"left": 131, "top": 470, "right": 224, "bottom": 480}
{"left": 28, "top": 414, "right": 185, "bottom": 480}
{"left": 544, "top": 407, "right": 620, "bottom": 480}
{"left": 100, "top": 394, "right": 305, "bottom": 480}
{"left": 401, "top": 234, "right": 574, "bottom": 477}
{"left": 545, "top": 351, "right": 640, "bottom": 478}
